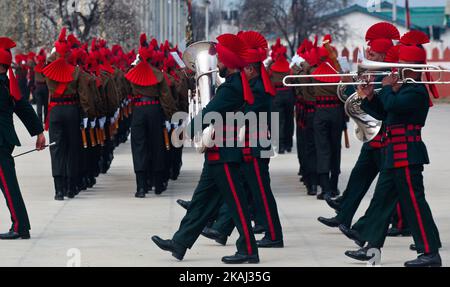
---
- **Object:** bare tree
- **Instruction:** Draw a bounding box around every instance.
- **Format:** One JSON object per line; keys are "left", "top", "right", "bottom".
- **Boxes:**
{"left": 240, "top": 0, "right": 348, "bottom": 55}
{"left": 0, "top": 0, "right": 141, "bottom": 52}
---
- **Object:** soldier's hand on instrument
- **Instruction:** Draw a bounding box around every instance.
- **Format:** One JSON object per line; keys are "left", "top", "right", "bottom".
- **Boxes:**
{"left": 36, "top": 133, "right": 46, "bottom": 151}
{"left": 382, "top": 74, "right": 399, "bottom": 87}
{"left": 357, "top": 84, "right": 374, "bottom": 100}
{"left": 341, "top": 75, "right": 353, "bottom": 83}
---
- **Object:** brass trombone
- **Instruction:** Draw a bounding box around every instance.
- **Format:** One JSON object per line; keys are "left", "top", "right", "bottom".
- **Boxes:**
{"left": 283, "top": 59, "right": 450, "bottom": 87}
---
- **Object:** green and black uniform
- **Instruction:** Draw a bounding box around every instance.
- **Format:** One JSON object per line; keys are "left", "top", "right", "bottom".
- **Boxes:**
{"left": 335, "top": 78, "right": 385, "bottom": 227}
{"left": 0, "top": 73, "right": 43, "bottom": 233}
{"left": 209, "top": 76, "right": 284, "bottom": 243}
{"left": 358, "top": 83, "right": 441, "bottom": 254}
{"left": 172, "top": 72, "right": 258, "bottom": 257}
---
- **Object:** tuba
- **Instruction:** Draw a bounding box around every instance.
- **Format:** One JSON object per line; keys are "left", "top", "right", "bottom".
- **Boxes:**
{"left": 345, "top": 90, "right": 382, "bottom": 142}
{"left": 183, "top": 41, "right": 224, "bottom": 153}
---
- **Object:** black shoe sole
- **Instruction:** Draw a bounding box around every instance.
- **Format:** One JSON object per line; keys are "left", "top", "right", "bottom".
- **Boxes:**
{"left": 257, "top": 242, "right": 284, "bottom": 248}
{"left": 344, "top": 251, "right": 372, "bottom": 262}
{"left": 222, "top": 258, "right": 260, "bottom": 264}
{"left": 317, "top": 218, "right": 339, "bottom": 228}
{"left": 202, "top": 232, "right": 227, "bottom": 246}
{"left": 339, "top": 225, "right": 365, "bottom": 248}
{"left": 151, "top": 237, "right": 184, "bottom": 261}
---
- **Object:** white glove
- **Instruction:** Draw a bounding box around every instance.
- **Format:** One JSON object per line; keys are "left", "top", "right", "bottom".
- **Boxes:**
{"left": 165, "top": 121, "right": 171, "bottom": 132}
{"left": 90, "top": 118, "right": 96, "bottom": 128}
{"left": 83, "top": 118, "right": 88, "bottom": 129}
{"left": 99, "top": 117, "right": 106, "bottom": 129}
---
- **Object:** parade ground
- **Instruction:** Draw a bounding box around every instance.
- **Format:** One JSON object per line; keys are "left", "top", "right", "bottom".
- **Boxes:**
{"left": 1, "top": 104, "right": 449, "bottom": 267}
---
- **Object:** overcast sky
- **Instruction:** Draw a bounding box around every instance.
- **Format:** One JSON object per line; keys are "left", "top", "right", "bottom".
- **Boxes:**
{"left": 354, "top": 0, "right": 447, "bottom": 7}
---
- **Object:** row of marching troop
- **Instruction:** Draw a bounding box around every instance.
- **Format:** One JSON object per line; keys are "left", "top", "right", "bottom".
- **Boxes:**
{"left": 4, "top": 30, "right": 192, "bottom": 202}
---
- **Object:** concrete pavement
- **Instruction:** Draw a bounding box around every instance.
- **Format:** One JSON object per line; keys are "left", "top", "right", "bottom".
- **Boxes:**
{"left": 0, "top": 104, "right": 449, "bottom": 267}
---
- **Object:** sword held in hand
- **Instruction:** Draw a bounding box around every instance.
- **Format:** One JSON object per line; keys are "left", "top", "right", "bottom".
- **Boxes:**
{"left": 13, "top": 142, "right": 56, "bottom": 158}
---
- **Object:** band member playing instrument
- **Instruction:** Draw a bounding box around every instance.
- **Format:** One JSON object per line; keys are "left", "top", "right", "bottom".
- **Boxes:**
{"left": 152, "top": 34, "right": 260, "bottom": 264}
{"left": 201, "top": 31, "right": 284, "bottom": 249}
{"left": 345, "top": 30, "right": 442, "bottom": 267}
{"left": 318, "top": 23, "right": 400, "bottom": 230}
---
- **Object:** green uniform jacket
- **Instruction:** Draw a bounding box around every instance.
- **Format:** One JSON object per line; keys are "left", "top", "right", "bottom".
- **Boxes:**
{"left": 0, "top": 74, "right": 43, "bottom": 147}
{"left": 361, "top": 83, "right": 430, "bottom": 169}
{"left": 245, "top": 76, "right": 273, "bottom": 158}
{"left": 189, "top": 72, "right": 245, "bottom": 164}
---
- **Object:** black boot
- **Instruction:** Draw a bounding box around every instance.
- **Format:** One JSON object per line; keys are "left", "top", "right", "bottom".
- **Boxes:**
{"left": 151, "top": 236, "right": 186, "bottom": 261}
{"left": 387, "top": 226, "right": 411, "bottom": 237}
{"left": 154, "top": 173, "right": 165, "bottom": 195}
{"left": 201, "top": 227, "right": 228, "bottom": 246}
{"left": 54, "top": 177, "right": 64, "bottom": 201}
{"left": 67, "top": 178, "right": 77, "bottom": 199}
{"left": 222, "top": 253, "right": 260, "bottom": 264}
{"left": 253, "top": 225, "right": 266, "bottom": 234}
{"left": 345, "top": 245, "right": 380, "bottom": 262}
{"left": 325, "top": 196, "right": 341, "bottom": 211}
{"left": 307, "top": 185, "right": 318, "bottom": 196}
{"left": 0, "top": 230, "right": 30, "bottom": 240}
{"left": 339, "top": 224, "right": 366, "bottom": 247}
{"left": 135, "top": 172, "right": 147, "bottom": 197}
{"left": 317, "top": 173, "right": 331, "bottom": 200}
{"left": 177, "top": 199, "right": 191, "bottom": 210}
{"left": 257, "top": 236, "right": 284, "bottom": 248}
{"left": 318, "top": 216, "right": 341, "bottom": 228}
{"left": 330, "top": 173, "right": 340, "bottom": 198}
{"left": 404, "top": 253, "right": 442, "bottom": 267}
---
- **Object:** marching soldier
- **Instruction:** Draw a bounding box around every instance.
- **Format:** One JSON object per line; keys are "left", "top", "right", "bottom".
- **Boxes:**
{"left": 292, "top": 38, "right": 319, "bottom": 195}
{"left": 33, "top": 49, "right": 49, "bottom": 124}
{"left": 201, "top": 31, "right": 284, "bottom": 248}
{"left": 345, "top": 30, "right": 442, "bottom": 267}
{"left": 310, "top": 37, "right": 345, "bottom": 200}
{"left": 152, "top": 34, "right": 260, "bottom": 264}
{"left": 318, "top": 22, "right": 401, "bottom": 228}
{"left": 125, "top": 34, "right": 176, "bottom": 197}
{"left": 270, "top": 44, "right": 295, "bottom": 154}
{"left": 0, "top": 37, "right": 46, "bottom": 239}
{"left": 44, "top": 28, "right": 95, "bottom": 200}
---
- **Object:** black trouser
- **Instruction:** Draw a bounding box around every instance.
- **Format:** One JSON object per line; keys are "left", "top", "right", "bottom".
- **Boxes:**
{"left": 336, "top": 147, "right": 381, "bottom": 227}
{"left": 211, "top": 158, "right": 283, "bottom": 242}
{"left": 303, "top": 111, "right": 318, "bottom": 187}
{"left": 359, "top": 165, "right": 441, "bottom": 254}
{"left": 49, "top": 105, "right": 81, "bottom": 189}
{"left": 131, "top": 104, "right": 166, "bottom": 191}
{"left": 0, "top": 145, "right": 31, "bottom": 234}
{"left": 34, "top": 83, "right": 48, "bottom": 124}
{"left": 173, "top": 162, "right": 258, "bottom": 256}
{"left": 273, "top": 91, "right": 295, "bottom": 151}
{"left": 313, "top": 106, "right": 344, "bottom": 192}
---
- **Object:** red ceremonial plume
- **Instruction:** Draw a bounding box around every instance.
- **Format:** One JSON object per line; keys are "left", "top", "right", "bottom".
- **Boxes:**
{"left": 323, "top": 34, "right": 332, "bottom": 44}
{"left": 0, "top": 37, "right": 16, "bottom": 50}
{"left": 140, "top": 33, "right": 148, "bottom": 48}
{"left": 366, "top": 22, "right": 400, "bottom": 42}
{"left": 312, "top": 62, "right": 340, "bottom": 83}
{"left": 125, "top": 60, "right": 158, "bottom": 86}
{"left": 400, "top": 30, "right": 430, "bottom": 46}
{"left": 58, "top": 27, "right": 67, "bottom": 42}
